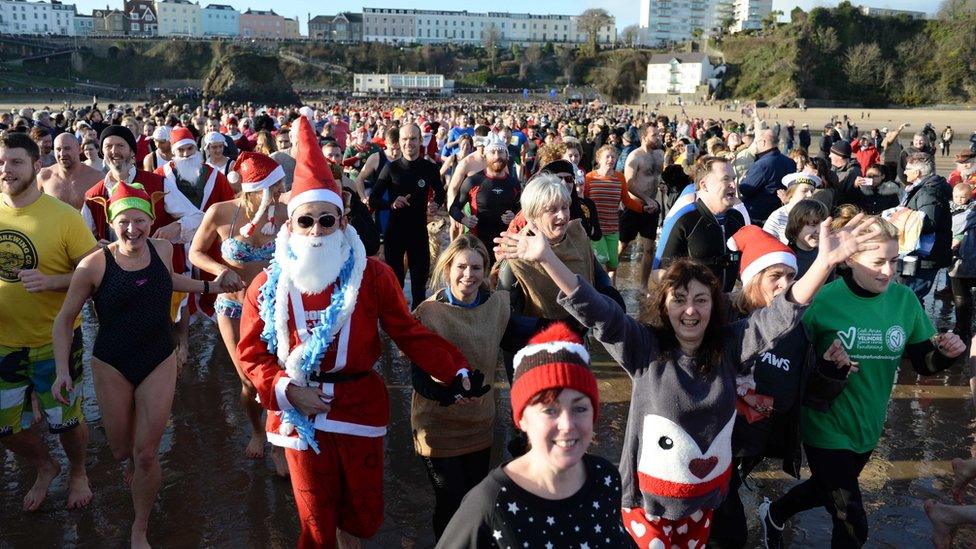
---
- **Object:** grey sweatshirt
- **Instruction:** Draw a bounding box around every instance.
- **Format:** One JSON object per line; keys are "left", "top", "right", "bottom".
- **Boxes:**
{"left": 558, "top": 277, "right": 805, "bottom": 520}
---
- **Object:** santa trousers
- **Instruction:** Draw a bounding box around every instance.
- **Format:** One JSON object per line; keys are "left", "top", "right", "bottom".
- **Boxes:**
{"left": 622, "top": 506, "right": 714, "bottom": 549}
{"left": 284, "top": 431, "right": 384, "bottom": 549}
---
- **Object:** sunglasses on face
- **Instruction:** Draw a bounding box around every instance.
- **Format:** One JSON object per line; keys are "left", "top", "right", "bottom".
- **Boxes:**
{"left": 296, "top": 214, "right": 337, "bottom": 230}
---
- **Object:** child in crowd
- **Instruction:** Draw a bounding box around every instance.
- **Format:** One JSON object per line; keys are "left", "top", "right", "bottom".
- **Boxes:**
{"left": 784, "top": 199, "right": 830, "bottom": 278}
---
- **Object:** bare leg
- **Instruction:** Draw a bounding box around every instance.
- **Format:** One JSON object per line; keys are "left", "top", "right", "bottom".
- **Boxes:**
{"left": 925, "top": 499, "right": 976, "bottom": 549}
{"left": 174, "top": 307, "right": 189, "bottom": 369}
{"left": 130, "top": 354, "right": 178, "bottom": 549}
{"left": 336, "top": 529, "right": 362, "bottom": 549}
{"left": 2, "top": 429, "right": 61, "bottom": 511}
{"left": 638, "top": 237, "right": 656, "bottom": 291}
{"left": 91, "top": 359, "right": 136, "bottom": 480}
{"left": 59, "top": 422, "right": 92, "bottom": 509}
{"left": 952, "top": 458, "right": 976, "bottom": 503}
{"left": 216, "top": 313, "right": 266, "bottom": 459}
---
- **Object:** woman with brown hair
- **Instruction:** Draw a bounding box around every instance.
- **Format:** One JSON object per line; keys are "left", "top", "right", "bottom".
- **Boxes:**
{"left": 410, "top": 234, "right": 510, "bottom": 542}
{"left": 493, "top": 211, "right": 878, "bottom": 548}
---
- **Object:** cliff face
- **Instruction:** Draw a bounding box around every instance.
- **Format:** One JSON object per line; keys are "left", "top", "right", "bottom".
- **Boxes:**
{"left": 202, "top": 52, "right": 299, "bottom": 105}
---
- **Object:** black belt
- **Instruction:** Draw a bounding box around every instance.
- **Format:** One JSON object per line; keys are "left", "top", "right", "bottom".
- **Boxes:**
{"left": 309, "top": 370, "right": 370, "bottom": 384}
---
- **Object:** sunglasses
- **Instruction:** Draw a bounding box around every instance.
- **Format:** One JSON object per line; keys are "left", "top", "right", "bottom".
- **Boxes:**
{"left": 296, "top": 214, "right": 337, "bottom": 230}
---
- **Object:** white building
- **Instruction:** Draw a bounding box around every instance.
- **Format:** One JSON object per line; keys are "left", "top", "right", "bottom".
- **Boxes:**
{"left": 73, "top": 12, "right": 92, "bottom": 35}
{"left": 0, "top": 0, "right": 74, "bottom": 35}
{"left": 353, "top": 73, "right": 454, "bottom": 95}
{"left": 859, "top": 6, "right": 927, "bottom": 19}
{"left": 201, "top": 3, "right": 238, "bottom": 36}
{"left": 363, "top": 8, "right": 615, "bottom": 46}
{"left": 638, "top": 0, "right": 771, "bottom": 44}
{"left": 645, "top": 52, "right": 723, "bottom": 95}
{"left": 155, "top": 0, "right": 201, "bottom": 36}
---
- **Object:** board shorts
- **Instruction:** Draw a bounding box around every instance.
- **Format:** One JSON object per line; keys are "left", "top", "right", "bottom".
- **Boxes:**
{"left": 619, "top": 208, "right": 660, "bottom": 243}
{"left": 0, "top": 328, "right": 84, "bottom": 437}
{"left": 591, "top": 232, "right": 621, "bottom": 269}
{"left": 214, "top": 295, "right": 243, "bottom": 319}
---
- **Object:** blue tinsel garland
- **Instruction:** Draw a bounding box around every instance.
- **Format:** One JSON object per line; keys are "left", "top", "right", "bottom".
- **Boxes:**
{"left": 257, "top": 246, "right": 358, "bottom": 454}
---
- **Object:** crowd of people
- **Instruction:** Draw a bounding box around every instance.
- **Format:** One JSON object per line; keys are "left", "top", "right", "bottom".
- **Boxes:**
{"left": 2, "top": 95, "right": 976, "bottom": 549}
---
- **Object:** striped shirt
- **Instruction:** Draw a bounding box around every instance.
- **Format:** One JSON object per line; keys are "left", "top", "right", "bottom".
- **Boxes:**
{"left": 583, "top": 170, "right": 643, "bottom": 234}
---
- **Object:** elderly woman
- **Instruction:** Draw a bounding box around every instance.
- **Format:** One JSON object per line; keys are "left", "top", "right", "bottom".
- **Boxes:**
{"left": 52, "top": 181, "right": 239, "bottom": 548}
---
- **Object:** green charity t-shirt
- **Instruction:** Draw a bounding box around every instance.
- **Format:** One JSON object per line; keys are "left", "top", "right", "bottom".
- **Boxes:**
{"left": 800, "top": 279, "right": 935, "bottom": 453}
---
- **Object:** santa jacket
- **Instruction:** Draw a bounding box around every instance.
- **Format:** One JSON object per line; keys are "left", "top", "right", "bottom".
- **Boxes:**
{"left": 239, "top": 257, "right": 469, "bottom": 450}
{"left": 558, "top": 278, "right": 804, "bottom": 520}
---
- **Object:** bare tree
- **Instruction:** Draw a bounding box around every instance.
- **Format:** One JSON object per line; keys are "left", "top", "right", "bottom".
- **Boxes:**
{"left": 482, "top": 26, "right": 501, "bottom": 73}
{"left": 844, "top": 42, "right": 889, "bottom": 88}
{"left": 621, "top": 24, "right": 641, "bottom": 48}
{"left": 578, "top": 8, "right": 613, "bottom": 53}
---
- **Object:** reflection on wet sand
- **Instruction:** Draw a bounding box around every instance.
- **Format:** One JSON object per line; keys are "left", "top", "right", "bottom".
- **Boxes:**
{"left": 1, "top": 261, "right": 974, "bottom": 547}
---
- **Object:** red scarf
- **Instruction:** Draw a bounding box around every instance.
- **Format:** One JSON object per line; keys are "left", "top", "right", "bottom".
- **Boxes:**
{"left": 638, "top": 465, "right": 732, "bottom": 499}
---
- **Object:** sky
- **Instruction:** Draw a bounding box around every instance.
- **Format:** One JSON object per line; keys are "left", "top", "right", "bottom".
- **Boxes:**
{"left": 72, "top": 0, "right": 937, "bottom": 34}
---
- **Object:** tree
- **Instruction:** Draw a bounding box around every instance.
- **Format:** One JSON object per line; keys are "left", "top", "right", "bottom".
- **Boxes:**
{"left": 761, "top": 10, "right": 783, "bottom": 34}
{"left": 719, "top": 16, "right": 737, "bottom": 36}
{"left": 843, "top": 42, "right": 891, "bottom": 89}
{"left": 482, "top": 26, "right": 501, "bottom": 74}
{"left": 592, "top": 50, "right": 645, "bottom": 103}
{"left": 520, "top": 44, "right": 543, "bottom": 81}
{"left": 577, "top": 8, "right": 612, "bottom": 54}
{"left": 621, "top": 24, "right": 641, "bottom": 48}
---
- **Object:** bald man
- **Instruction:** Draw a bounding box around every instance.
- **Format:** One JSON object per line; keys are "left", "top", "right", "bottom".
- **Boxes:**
{"left": 37, "top": 133, "right": 104, "bottom": 210}
{"left": 738, "top": 128, "right": 796, "bottom": 225}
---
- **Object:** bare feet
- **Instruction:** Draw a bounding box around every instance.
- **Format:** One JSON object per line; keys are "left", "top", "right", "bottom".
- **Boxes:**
{"left": 23, "top": 459, "right": 61, "bottom": 511}
{"left": 66, "top": 473, "right": 93, "bottom": 509}
{"left": 925, "top": 499, "right": 957, "bottom": 549}
{"left": 131, "top": 527, "right": 151, "bottom": 549}
{"left": 123, "top": 460, "right": 135, "bottom": 487}
{"left": 244, "top": 432, "right": 265, "bottom": 459}
{"left": 951, "top": 458, "right": 976, "bottom": 503}
{"left": 270, "top": 446, "right": 289, "bottom": 478}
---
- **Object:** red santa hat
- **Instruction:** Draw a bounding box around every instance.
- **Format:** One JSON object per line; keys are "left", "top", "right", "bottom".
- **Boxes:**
{"left": 170, "top": 126, "right": 196, "bottom": 150}
{"left": 727, "top": 225, "right": 797, "bottom": 286}
{"left": 287, "top": 116, "right": 342, "bottom": 217}
{"left": 236, "top": 152, "right": 285, "bottom": 237}
{"left": 510, "top": 322, "right": 598, "bottom": 424}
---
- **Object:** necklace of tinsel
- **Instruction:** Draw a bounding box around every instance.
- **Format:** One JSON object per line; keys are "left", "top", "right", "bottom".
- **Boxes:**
{"left": 257, "top": 247, "right": 357, "bottom": 454}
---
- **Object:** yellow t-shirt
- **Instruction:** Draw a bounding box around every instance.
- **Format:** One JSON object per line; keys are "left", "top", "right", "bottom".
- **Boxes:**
{"left": 0, "top": 194, "right": 97, "bottom": 348}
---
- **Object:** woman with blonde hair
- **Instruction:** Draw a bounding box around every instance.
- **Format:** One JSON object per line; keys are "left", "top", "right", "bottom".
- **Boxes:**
{"left": 758, "top": 212, "right": 966, "bottom": 549}
{"left": 411, "top": 234, "right": 512, "bottom": 542}
{"left": 253, "top": 130, "right": 276, "bottom": 156}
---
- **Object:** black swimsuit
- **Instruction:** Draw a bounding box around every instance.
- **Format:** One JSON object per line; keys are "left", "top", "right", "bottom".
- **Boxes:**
{"left": 92, "top": 242, "right": 174, "bottom": 386}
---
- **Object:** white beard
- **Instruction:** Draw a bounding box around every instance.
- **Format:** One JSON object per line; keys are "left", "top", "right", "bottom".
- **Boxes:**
{"left": 961, "top": 165, "right": 976, "bottom": 178}
{"left": 283, "top": 231, "right": 350, "bottom": 295}
{"left": 174, "top": 153, "right": 204, "bottom": 181}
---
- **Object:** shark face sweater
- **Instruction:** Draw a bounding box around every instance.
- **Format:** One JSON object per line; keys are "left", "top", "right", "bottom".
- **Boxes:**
{"left": 557, "top": 277, "right": 804, "bottom": 520}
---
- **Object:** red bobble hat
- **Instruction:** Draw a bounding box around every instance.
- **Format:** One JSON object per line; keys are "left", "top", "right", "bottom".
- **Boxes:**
{"left": 726, "top": 225, "right": 797, "bottom": 286}
{"left": 510, "top": 322, "right": 599, "bottom": 424}
{"left": 169, "top": 126, "right": 196, "bottom": 150}
{"left": 287, "top": 116, "right": 343, "bottom": 217}
{"left": 235, "top": 152, "right": 284, "bottom": 237}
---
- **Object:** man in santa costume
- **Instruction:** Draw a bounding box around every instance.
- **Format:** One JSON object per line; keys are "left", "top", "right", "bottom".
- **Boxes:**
{"left": 238, "top": 116, "right": 487, "bottom": 549}
{"left": 155, "top": 126, "right": 236, "bottom": 320}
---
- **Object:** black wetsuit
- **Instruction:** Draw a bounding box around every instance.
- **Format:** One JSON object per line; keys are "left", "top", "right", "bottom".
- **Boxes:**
{"left": 92, "top": 242, "right": 174, "bottom": 386}
{"left": 370, "top": 156, "right": 444, "bottom": 307}
{"left": 451, "top": 171, "right": 520, "bottom": 262}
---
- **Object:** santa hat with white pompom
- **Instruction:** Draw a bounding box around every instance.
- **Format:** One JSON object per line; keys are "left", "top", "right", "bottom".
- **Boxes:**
{"left": 727, "top": 225, "right": 797, "bottom": 286}
{"left": 235, "top": 152, "right": 284, "bottom": 237}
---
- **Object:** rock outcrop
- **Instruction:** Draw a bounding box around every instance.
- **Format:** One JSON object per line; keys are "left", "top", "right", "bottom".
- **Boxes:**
{"left": 203, "top": 52, "right": 299, "bottom": 105}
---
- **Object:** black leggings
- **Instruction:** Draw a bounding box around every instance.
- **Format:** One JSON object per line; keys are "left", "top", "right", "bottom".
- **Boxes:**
{"left": 707, "top": 458, "right": 748, "bottom": 549}
{"left": 420, "top": 448, "right": 491, "bottom": 542}
{"left": 769, "top": 445, "right": 873, "bottom": 548}
{"left": 951, "top": 276, "right": 976, "bottom": 341}
{"left": 384, "top": 227, "right": 430, "bottom": 308}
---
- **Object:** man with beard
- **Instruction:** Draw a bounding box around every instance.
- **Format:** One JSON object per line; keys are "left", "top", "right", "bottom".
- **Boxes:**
{"left": 451, "top": 140, "right": 520, "bottom": 263}
{"left": 948, "top": 151, "right": 976, "bottom": 189}
{"left": 620, "top": 124, "right": 663, "bottom": 290}
{"left": 84, "top": 125, "right": 204, "bottom": 363}
{"left": 29, "top": 127, "right": 55, "bottom": 168}
{"left": 155, "top": 126, "right": 236, "bottom": 322}
{"left": 37, "top": 134, "right": 103, "bottom": 210}
{"left": 370, "top": 123, "right": 446, "bottom": 307}
{"left": 239, "top": 115, "right": 485, "bottom": 548}
{"left": 1, "top": 132, "right": 98, "bottom": 511}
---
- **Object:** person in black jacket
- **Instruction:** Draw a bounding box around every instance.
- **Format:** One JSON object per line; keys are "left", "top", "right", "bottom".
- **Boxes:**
{"left": 828, "top": 140, "right": 861, "bottom": 208}
{"left": 798, "top": 123, "right": 812, "bottom": 152}
{"left": 901, "top": 152, "right": 953, "bottom": 301}
{"left": 657, "top": 156, "right": 747, "bottom": 292}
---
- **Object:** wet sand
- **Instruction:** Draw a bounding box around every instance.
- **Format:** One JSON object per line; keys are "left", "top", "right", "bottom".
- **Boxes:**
{"left": 2, "top": 255, "right": 974, "bottom": 548}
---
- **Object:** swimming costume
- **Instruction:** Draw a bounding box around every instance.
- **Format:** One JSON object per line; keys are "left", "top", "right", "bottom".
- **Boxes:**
{"left": 214, "top": 295, "right": 243, "bottom": 319}
{"left": 220, "top": 201, "right": 275, "bottom": 264}
{"left": 0, "top": 327, "right": 85, "bottom": 437}
{"left": 92, "top": 242, "right": 174, "bottom": 386}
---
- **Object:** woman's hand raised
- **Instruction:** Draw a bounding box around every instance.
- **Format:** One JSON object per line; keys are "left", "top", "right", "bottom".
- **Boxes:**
{"left": 817, "top": 213, "right": 882, "bottom": 267}
{"left": 493, "top": 222, "right": 550, "bottom": 262}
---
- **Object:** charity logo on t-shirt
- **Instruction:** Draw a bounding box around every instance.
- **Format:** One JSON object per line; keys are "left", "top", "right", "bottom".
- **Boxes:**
{"left": 837, "top": 324, "right": 906, "bottom": 359}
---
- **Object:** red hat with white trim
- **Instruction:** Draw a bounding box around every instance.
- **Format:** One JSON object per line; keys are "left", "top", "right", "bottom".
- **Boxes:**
{"left": 170, "top": 126, "right": 196, "bottom": 150}
{"left": 235, "top": 152, "right": 284, "bottom": 237}
{"left": 727, "top": 225, "right": 797, "bottom": 286}
{"left": 510, "top": 322, "right": 599, "bottom": 425}
{"left": 288, "top": 116, "right": 342, "bottom": 217}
